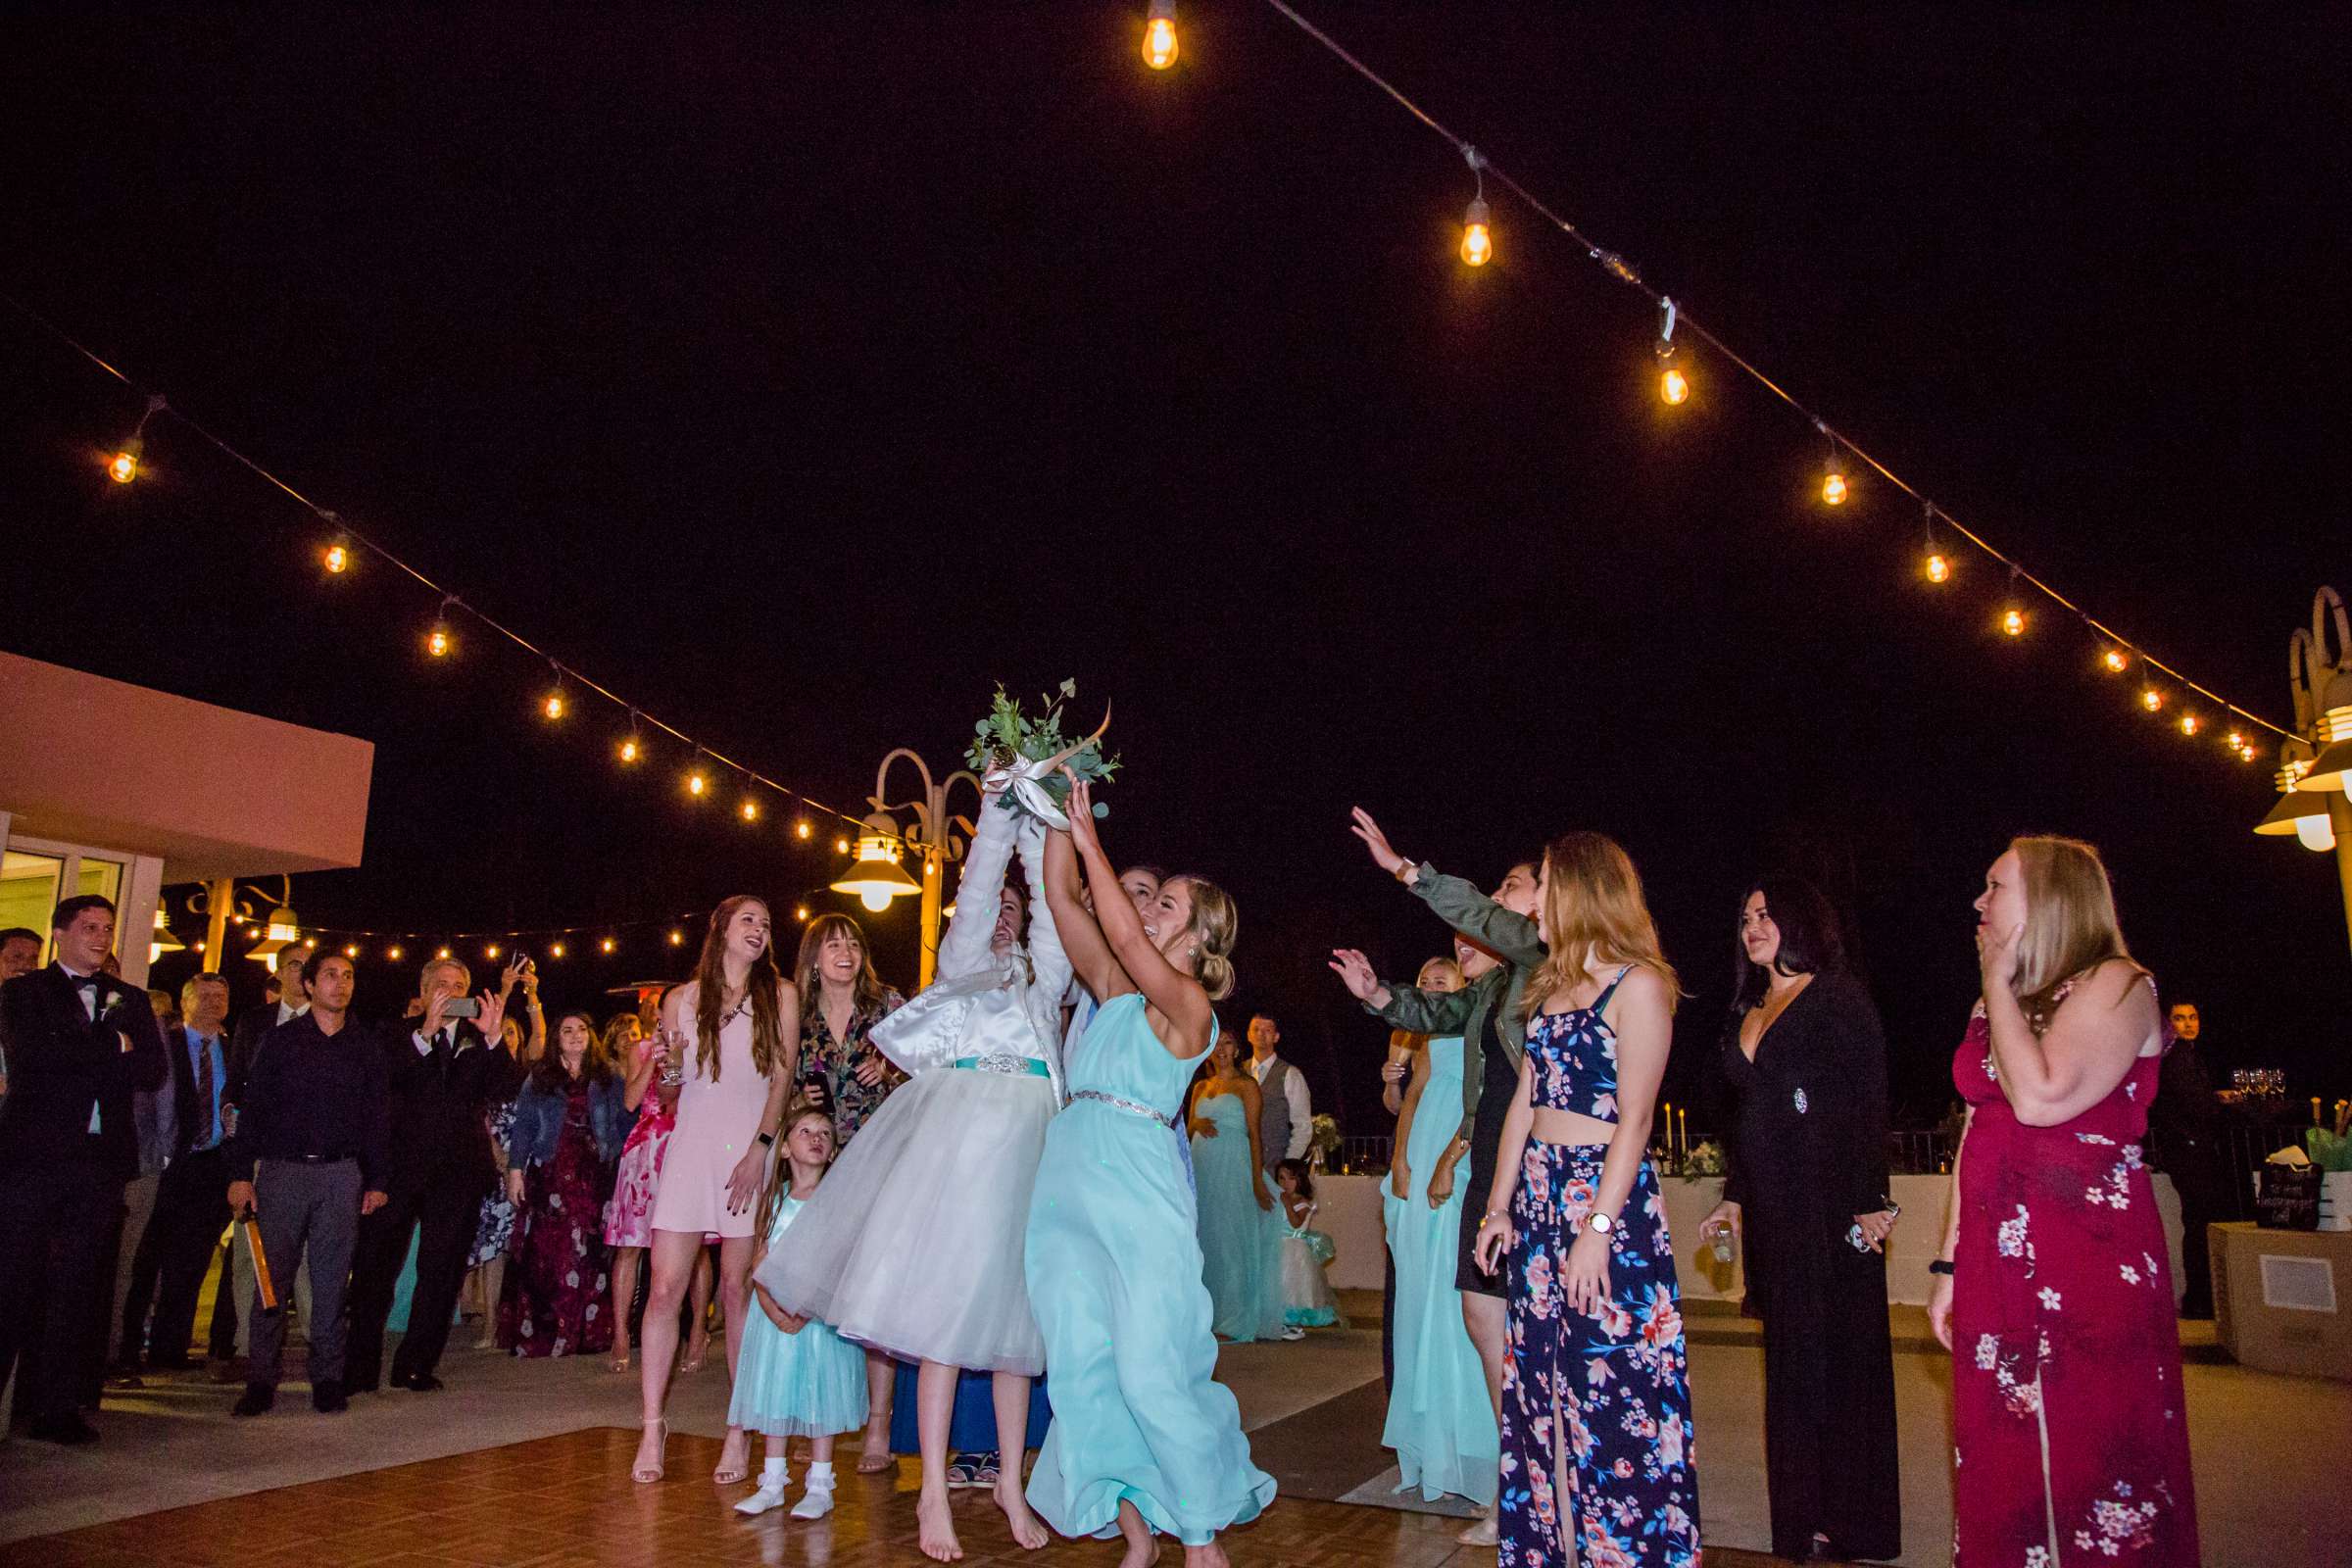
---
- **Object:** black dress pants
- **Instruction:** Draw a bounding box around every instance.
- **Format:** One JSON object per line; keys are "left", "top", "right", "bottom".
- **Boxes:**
{"left": 119, "top": 1147, "right": 232, "bottom": 1365}
{"left": 0, "top": 1156, "right": 121, "bottom": 1425}
{"left": 344, "top": 1177, "right": 479, "bottom": 1390}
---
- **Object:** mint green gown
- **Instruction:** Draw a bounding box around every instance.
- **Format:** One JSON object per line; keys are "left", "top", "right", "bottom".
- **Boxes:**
{"left": 1024, "top": 995, "right": 1278, "bottom": 1545}
{"left": 1191, "top": 1091, "right": 1285, "bottom": 1343}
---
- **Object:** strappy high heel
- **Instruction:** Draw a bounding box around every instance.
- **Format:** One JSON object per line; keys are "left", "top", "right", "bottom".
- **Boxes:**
{"left": 712, "top": 1427, "right": 752, "bottom": 1486}
{"left": 631, "top": 1418, "right": 668, "bottom": 1484}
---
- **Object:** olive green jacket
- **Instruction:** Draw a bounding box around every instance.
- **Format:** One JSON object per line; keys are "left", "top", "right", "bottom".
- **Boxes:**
{"left": 1368, "top": 864, "right": 1547, "bottom": 1145}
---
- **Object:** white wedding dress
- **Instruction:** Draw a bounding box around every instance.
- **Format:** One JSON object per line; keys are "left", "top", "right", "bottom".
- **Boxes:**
{"left": 756, "top": 794, "right": 1070, "bottom": 1375}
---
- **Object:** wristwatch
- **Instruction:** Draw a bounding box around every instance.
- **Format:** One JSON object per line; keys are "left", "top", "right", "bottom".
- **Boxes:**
{"left": 1585, "top": 1211, "right": 1616, "bottom": 1235}
{"left": 757, "top": 1131, "right": 775, "bottom": 1148}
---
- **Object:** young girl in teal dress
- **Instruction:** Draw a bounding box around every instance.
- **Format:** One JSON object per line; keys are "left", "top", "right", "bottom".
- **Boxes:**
{"left": 1026, "top": 776, "right": 1276, "bottom": 1568}
{"left": 1273, "top": 1159, "right": 1342, "bottom": 1333}
{"left": 726, "top": 1103, "right": 869, "bottom": 1521}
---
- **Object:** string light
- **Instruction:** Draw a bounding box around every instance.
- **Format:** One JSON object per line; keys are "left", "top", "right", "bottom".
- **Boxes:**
{"left": 105, "top": 394, "right": 167, "bottom": 484}
{"left": 541, "top": 664, "right": 567, "bottom": 720}
{"left": 835, "top": 836, "right": 851, "bottom": 855}
{"left": 323, "top": 541, "right": 349, "bottom": 574}
{"left": 485, "top": 943, "right": 501, "bottom": 958}
{"left": 1817, "top": 425, "right": 1848, "bottom": 506}
{"left": 1921, "top": 506, "right": 1950, "bottom": 583}
{"left": 1143, "top": 0, "right": 1178, "bottom": 70}
{"left": 2001, "top": 569, "right": 2027, "bottom": 637}
{"left": 600, "top": 937, "right": 615, "bottom": 954}
{"left": 387, "top": 945, "right": 403, "bottom": 960}
{"left": 618, "top": 736, "right": 640, "bottom": 763}
{"left": 2102, "top": 647, "right": 2131, "bottom": 674}
{"left": 549, "top": 941, "right": 565, "bottom": 958}
{"left": 740, "top": 797, "right": 760, "bottom": 822}
{"left": 436, "top": 947, "right": 452, "bottom": 960}
{"left": 795, "top": 906, "right": 811, "bottom": 922}
{"left": 426, "top": 596, "right": 457, "bottom": 659}
{"left": 668, "top": 929, "right": 684, "bottom": 946}
{"left": 2141, "top": 687, "right": 2165, "bottom": 712}
{"left": 1460, "top": 198, "right": 1493, "bottom": 267}
{"left": 2179, "top": 711, "right": 2201, "bottom": 737}
{"left": 1656, "top": 298, "right": 1688, "bottom": 406}
{"left": 687, "top": 768, "right": 708, "bottom": 798}
{"left": 795, "top": 819, "right": 811, "bottom": 839}
{"left": 344, "top": 944, "right": 360, "bottom": 957}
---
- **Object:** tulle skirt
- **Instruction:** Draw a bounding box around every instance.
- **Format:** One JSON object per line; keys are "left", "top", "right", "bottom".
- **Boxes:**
{"left": 757, "top": 1064, "right": 1054, "bottom": 1375}
{"left": 727, "top": 1308, "right": 869, "bottom": 1439}
{"left": 1279, "top": 1232, "right": 1341, "bottom": 1328}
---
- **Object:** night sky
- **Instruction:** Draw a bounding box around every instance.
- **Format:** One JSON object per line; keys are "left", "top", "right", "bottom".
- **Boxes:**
{"left": 5, "top": 6, "right": 2346, "bottom": 1136}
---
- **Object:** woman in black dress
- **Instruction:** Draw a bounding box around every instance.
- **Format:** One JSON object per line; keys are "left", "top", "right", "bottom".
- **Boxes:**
{"left": 1700, "top": 876, "right": 1901, "bottom": 1562}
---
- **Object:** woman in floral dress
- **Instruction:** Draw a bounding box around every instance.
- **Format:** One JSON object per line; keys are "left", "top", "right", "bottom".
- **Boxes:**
{"left": 602, "top": 1006, "right": 713, "bottom": 1374}
{"left": 1934, "top": 836, "right": 2198, "bottom": 1567}
{"left": 791, "top": 913, "right": 906, "bottom": 1148}
{"left": 499, "top": 1010, "right": 633, "bottom": 1357}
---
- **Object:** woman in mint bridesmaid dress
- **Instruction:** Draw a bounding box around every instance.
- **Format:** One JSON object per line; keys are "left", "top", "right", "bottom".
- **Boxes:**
{"left": 1188, "top": 1038, "right": 1284, "bottom": 1343}
{"left": 1025, "top": 780, "right": 1274, "bottom": 1568}
{"left": 1381, "top": 1021, "right": 1500, "bottom": 1507}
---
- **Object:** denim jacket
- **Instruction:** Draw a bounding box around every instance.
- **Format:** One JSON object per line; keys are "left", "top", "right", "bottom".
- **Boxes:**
{"left": 507, "top": 1071, "right": 635, "bottom": 1167}
{"left": 1366, "top": 864, "right": 1546, "bottom": 1145}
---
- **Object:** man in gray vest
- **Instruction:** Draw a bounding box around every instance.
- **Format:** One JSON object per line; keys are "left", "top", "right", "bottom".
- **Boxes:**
{"left": 1246, "top": 1013, "right": 1309, "bottom": 1179}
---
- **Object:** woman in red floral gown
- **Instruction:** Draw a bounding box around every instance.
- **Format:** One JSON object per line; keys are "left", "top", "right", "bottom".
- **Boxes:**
{"left": 1933, "top": 836, "right": 2199, "bottom": 1567}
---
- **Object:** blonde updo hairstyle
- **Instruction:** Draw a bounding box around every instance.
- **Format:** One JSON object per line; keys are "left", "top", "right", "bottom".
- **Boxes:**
{"left": 1168, "top": 874, "right": 1239, "bottom": 1003}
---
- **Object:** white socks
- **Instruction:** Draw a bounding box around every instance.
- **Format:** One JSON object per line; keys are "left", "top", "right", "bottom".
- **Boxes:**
{"left": 790, "top": 1460, "right": 837, "bottom": 1520}
{"left": 734, "top": 1452, "right": 792, "bottom": 1516}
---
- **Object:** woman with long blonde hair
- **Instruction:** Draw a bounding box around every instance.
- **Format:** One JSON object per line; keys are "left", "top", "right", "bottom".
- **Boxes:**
{"left": 1472, "top": 831, "right": 1700, "bottom": 1566}
{"left": 633, "top": 896, "right": 800, "bottom": 1488}
{"left": 1934, "top": 836, "right": 2196, "bottom": 1565}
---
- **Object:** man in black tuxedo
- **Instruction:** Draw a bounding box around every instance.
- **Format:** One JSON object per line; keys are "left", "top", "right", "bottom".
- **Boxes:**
{"left": 343, "top": 956, "right": 515, "bottom": 1394}
{"left": 0, "top": 896, "right": 169, "bottom": 1443}
{"left": 117, "top": 970, "right": 237, "bottom": 1371}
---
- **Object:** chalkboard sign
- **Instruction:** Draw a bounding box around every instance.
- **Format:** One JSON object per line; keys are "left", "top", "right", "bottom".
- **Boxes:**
{"left": 2256, "top": 1163, "right": 2322, "bottom": 1230}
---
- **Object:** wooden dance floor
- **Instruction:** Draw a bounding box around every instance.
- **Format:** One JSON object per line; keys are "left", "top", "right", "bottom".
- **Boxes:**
{"left": 0, "top": 1426, "right": 1790, "bottom": 1567}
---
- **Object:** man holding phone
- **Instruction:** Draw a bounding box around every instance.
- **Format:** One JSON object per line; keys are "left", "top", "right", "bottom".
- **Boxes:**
{"left": 343, "top": 956, "right": 517, "bottom": 1395}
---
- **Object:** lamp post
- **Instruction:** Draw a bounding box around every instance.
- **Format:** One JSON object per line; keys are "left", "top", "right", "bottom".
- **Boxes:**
{"left": 833, "top": 749, "right": 983, "bottom": 990}
{"left": 2251, "top": 586, "right": 2352, "bottom": 961}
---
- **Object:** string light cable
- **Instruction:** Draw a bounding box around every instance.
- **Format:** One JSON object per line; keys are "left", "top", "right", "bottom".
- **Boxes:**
{"left": 1248, "top": 1, "right": 2289, "bottom": 745}
{"left": 2, "top": 292, "right": 894, "bottom": 839}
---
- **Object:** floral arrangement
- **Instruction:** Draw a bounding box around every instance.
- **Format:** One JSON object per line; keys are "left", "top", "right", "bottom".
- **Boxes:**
{"left": 1678, "top": 1139, "right": 1728, "bottom": 1179}
{"left": 965, "top": 679, "right": 1119, "bottom": 825}
{"left": 1307, "top": 1112, "right": 1341, "bottom": 1171}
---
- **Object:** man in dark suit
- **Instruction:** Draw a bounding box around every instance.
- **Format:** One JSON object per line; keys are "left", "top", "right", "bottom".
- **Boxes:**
{"left": 117, "top": 970, "right": 237, "bottom": 1372}
{"left": 0, "top": 895, "right": 169, "bottom": 1443}
{"left": 343, "top": 956, "right": 515, "bottom": 1394}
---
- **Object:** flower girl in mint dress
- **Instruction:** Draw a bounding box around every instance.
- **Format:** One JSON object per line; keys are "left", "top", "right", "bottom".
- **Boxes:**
{"left": 1273, "top": 1159, "right": 1342, "bottom": 1333}
{"left": 726, "top": 1103, "right": 869, "bottom": 1521}
{"left": 1026, "top": 778, "right": 1275, "bottom": 1568}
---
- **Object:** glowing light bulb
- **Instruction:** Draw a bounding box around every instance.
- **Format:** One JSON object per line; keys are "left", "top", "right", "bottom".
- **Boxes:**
{"left": 688, "top": 771, "right": 708, "bottom": 797}
{"left": 2101, "top": 648, "right": 2129, "bottom": 674}
{"left": 324, "top": 542, "right": 349, "bottom": 573}
{"left": 550, "top": 942, "right": 565, "bottom": 958}
{"left": 436, "top": 947, "right": 452, "bottom": 960}
{"left": 1142, "top": 2, "right": 1177, "bottom": 70}
{"left": 668, "top": 929, "right": 684, "bottom": 946}
{"left": 485, "top": 944, "right": 500, "bottom": 959}
{"left": 2141, "top": 687, "right": 2164, "bottom": 712}
{"left": 2179, "top": 712, "right": 2201, "bottom": 736}
{"left": 1925, "top": 552, "right": 1950, "bottom": 584}
{"left": 543, "top": 691, "right": 565, "bottom": 720}
{"left": 387, "top": 946, "right": 403, "bottom": 960}
{"left": 836, "top": 837, "right": 851, "bottom": 855}
{"left": 2227, "top": 730, "right": 2246, "bottom": 751}
{"left": 344, "top": 945, "right": 359, "bottom": 957}
{"left": 859, "top": 887, "right": 894, "bottom": 913}
{"left": 427, "top": 623, "right": 452, "bottom": 658}
{"left": 1822, "top": 469, "right": 1847, "bottom": 506}
{"left": 740, "top": 798, "right": 760, "bottom": 822}
{"left": 1660, "top": 367, "right": 1689, "bottom": 406}
{"left": 795, "top": 906, "right": 811, "bottom": 922}
{"left": 601, "top": 937, "right": 615, "bottom": 954}
{"left": 1460, "top": 198, "right": 1493, "bottom": 267}
{"left": 2001, "top": 607, "right": 2026, "bottom": 637}
{"left": 618, "top": 737, "right": 640, "bottom": 763}
{"left": 107, "top": 438, "right": 144, "bottom": 484}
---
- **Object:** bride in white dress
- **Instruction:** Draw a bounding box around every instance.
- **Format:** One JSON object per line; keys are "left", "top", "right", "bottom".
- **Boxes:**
{"left": 757, "top": 775, "right": 1069, "bottom": 1561}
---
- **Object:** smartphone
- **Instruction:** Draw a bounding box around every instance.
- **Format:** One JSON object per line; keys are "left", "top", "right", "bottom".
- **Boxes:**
{"left": 444, "top": 996, "right": 481, "bottom": 1019}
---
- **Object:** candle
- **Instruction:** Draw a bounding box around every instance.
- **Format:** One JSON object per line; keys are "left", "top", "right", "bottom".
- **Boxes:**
{"left": 1660, "top": 1102, "right": 1672, "bottom": 1163}
{"left": 1678, "top": 1107, "right": 1689, "bottom": 1165}
{"left": 2316, "top": 1097, "right": 2325, "bottom": 1126}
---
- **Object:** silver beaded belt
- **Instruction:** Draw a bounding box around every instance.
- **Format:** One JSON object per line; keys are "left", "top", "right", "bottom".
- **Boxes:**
{"left": 1070, "top": 1089, "right": 1176, "bottom": 1129}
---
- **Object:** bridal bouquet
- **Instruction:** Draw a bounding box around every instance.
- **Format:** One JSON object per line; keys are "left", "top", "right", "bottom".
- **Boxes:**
{"left": 965, "top": 679, "right": 1119, "bottom": 828}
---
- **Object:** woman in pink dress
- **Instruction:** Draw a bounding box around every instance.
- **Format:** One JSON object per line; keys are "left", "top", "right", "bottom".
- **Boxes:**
{"left": 632, "top": 896, "right": 800, "bottom": 1488}
{"left": 599, "top": 1010, "right": 712, "bottom": 1375}
{"left": 1932, "top": 836, "right": 2199, "bottom": 1567}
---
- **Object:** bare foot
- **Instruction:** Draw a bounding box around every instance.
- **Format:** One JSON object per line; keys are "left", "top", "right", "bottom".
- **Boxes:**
{"left": 1120, "top": 1541, "right": 1161, "bottom": 1568}
{"left": 857, "top": 1417, "right": 896, "bottom": 1474}
{"left": 917, "top": 1490, "right": 963, "bottom": 1561}
{"left": 1456, "top": 1510, "right": 1498, "bottom": 1546}
{"left": 1182, "top": 1544, "right": 1229, "bottom": 1568}
{"left": 994, "top": 1478, "right": 1050, "bottom": 1550}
